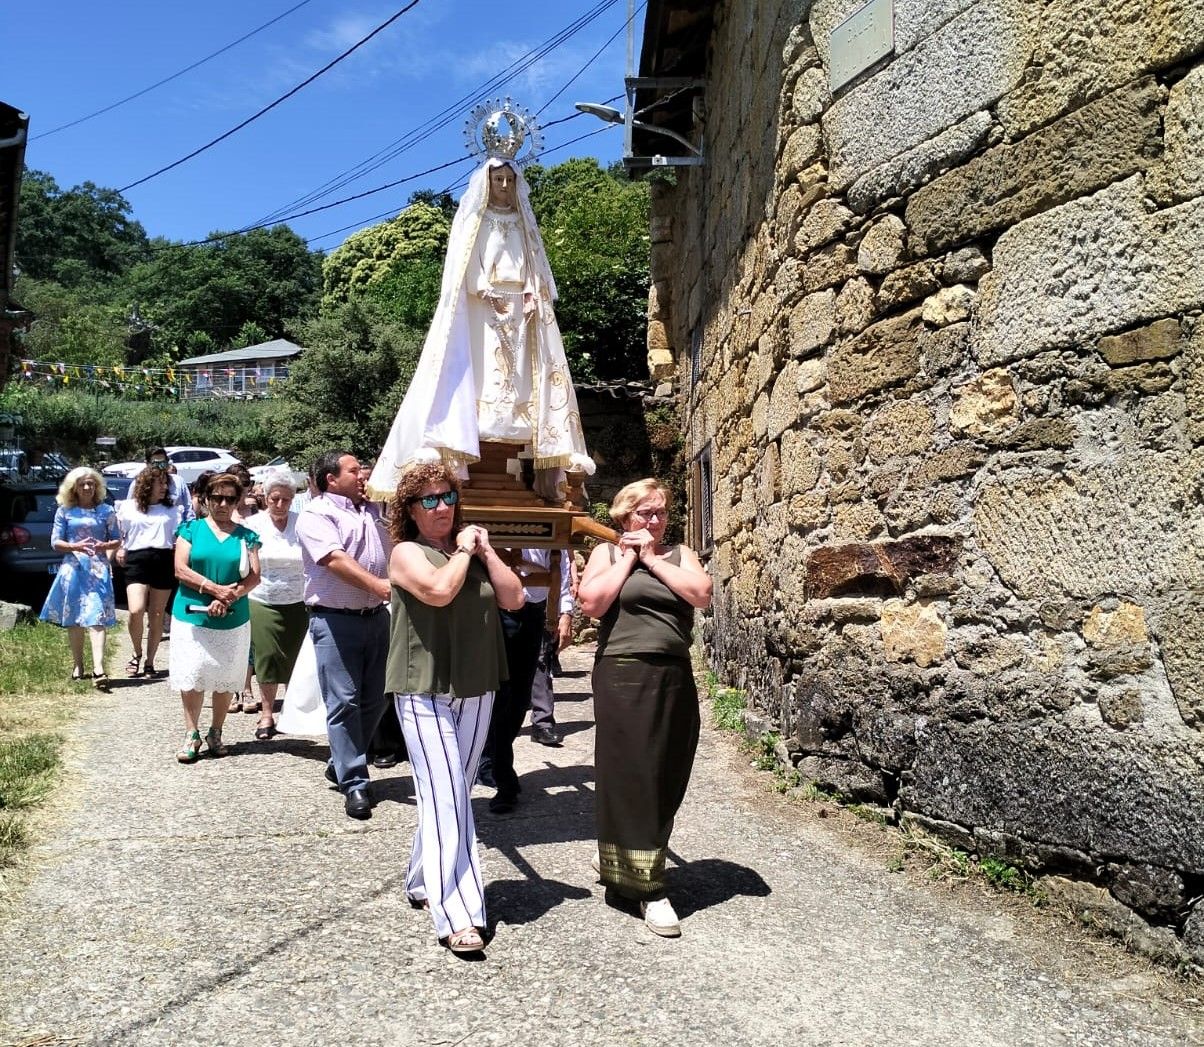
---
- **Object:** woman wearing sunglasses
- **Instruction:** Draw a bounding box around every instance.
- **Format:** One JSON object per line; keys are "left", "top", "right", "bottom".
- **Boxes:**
{"left": 385, "top": 462, "right": 524, "bottom": 955}
{"left": 168, "top": 473, "right": 262, "bottom": 763}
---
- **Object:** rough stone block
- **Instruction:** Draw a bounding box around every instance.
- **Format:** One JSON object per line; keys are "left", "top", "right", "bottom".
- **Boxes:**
{"left": 833, "top": 277, "right": 877, "bottom": 336}
{"left": 907, "top": 77, "right": 1164, "bottom": 254}
{"left": 1036, "top": 876, "right": 1187, "bottom": 965}
{"left": 1153, "top": 65, "right": 1204, "bottom": 203}
{"left": 768, "top": 361, "right": 801, "bottom": 440}
{"left": 1098, "top": 690, "right": 1145, "bottom": 729}
{"left": 792, "top": 66, "right": 831, "bottom": 124}
{"left": 906, "top": 719, "right": 1204, "bottom": 874}
{"left": 942, "top": 247, "right": 990, "bottom": 285}
{"left": 781, "top": 429, "right": 822, "bottom": 493}
{"left": 1098, "top": 318, "right": 1184, "bottom": 366}
{"left": 1155, "top": 591, "right": 1204, "bottom": 728}
{"left": 780, "top": 124, "right": 824, "bottom": 185}
{"left": 974, "top": 453, "right": 1203, "bottom": 603}
{"left": 0, "top": 601, "right": 34, "bottom": 631}
{"left": 828, "top": 310, "right": 924, "bottom": 405}
{"left": 865, "top": 399, "right": 936, "bottom": 462}
{"left": 832, "top": 501, "right": 888, "bottom": 542}
{"left": 802, "top": 243, "right": 860, "bottom": 294}
{"left": 798, "top": 755, "right": 890, "bottom": 803}
{"left": 922, "top": 284, "right": 977, "bottom": 326}
{"left": 908, "top": 446, "right": 985, "bottom": 488}
{"left": 788, "top": 289, "right": 837, "bottom": 357}
{"left": 881, "top": 598, "right": 947, "bottom": 667}
{"left": 996, "top": 0, "right": 1204, "bottom": 140}
{"left": 822, "top": 0, "right": 1033, "bottom": 190}
{"left": 949, "top": 368, "right": 1019, "bottom": 436}
{"left": 847, "top": 112, "right": 993, "bottom": 216}
{"left": 806, "top": 534, "right": 962, "bottom": 599}
{"left": 857, "top": 214, "right": 907, "bottom": 274}
{"left": 973, "top": 178, "right": 1204, "bottom": 366}
{"left": 879, "top": 263, "right": 940, "bottom": 311}
{"left": 795, "top": 199, "right": 855, "bottom": 254}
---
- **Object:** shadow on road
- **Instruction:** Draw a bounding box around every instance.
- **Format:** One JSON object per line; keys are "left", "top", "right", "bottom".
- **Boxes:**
{"left": 666, "top": 854, "right": 772, "bottom": 917}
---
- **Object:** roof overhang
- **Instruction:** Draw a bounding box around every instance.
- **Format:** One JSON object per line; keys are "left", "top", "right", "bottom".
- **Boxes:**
{"left": 626, "top": 1, "right": 714, "bottom": 170}
{"left": 0, "top": 102, "right": 29, "bottom": 314}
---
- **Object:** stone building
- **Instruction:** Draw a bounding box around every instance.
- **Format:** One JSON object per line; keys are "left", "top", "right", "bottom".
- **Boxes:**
{"left": 639, "top": 0, "right": 1204, "bottom": 960}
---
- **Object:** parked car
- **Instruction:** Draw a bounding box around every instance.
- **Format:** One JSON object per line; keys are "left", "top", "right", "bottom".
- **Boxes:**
{"left": 0, "top": 448, "right": 29, "bottom": 481}
{"left": 0, "top": 475, "right": 132, "bottom": 605}
{"left": 102, "top": 446, "right": 241, "bottom": 486}
{"left": 248, "top": 455, "right": 308, "bottom": 490}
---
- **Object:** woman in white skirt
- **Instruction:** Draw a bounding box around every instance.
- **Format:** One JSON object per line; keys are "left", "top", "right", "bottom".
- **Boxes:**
{"left": 169, "top": 473, "right": 262, "bottom": 762}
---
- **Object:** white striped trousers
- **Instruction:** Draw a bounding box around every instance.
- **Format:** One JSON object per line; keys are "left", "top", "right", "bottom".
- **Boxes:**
{"left": 396, "top": 690, "right": 494, "bottom": 939}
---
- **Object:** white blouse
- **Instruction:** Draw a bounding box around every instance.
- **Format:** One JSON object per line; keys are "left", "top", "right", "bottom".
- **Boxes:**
{"left": 116, "top": 499, "right": 184, "bottom": 551}
{"left": 244, "top": 510, "right": 304, "bottom": 605}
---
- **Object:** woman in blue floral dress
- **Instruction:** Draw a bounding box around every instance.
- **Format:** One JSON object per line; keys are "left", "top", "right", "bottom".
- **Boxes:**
{"left": 40, "top": 467, "right": 121, "bottom": 689}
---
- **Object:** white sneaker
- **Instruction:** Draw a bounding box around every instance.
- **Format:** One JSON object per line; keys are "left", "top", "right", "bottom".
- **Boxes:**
{"left": 640, "top": 897, "right": 681, "bottom": 937}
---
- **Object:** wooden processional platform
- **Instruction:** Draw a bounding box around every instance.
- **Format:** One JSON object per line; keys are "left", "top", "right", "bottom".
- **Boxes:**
{"left": 458, "top": 441, "right": 615, "bottom": 624}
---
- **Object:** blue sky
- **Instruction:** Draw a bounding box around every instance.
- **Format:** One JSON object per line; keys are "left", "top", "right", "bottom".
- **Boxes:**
{"left": 6, "top": 0, "right": 641, "bottom": 250}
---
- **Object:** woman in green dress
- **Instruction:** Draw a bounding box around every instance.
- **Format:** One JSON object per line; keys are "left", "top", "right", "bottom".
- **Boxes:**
{"left": 168, "top": 473, "right": 261, "bottom": 762}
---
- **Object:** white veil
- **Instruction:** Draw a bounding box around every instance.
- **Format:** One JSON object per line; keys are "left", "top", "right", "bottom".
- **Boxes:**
{"left": 366, "top": 158, "right": 593, "bottom": 501}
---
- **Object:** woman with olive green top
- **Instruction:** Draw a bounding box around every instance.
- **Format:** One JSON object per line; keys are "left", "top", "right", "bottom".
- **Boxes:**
{"left": 385, "top": 461, "right": 523, "bottom": 955}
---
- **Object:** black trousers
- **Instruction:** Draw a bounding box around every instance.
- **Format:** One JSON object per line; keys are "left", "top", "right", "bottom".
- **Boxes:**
{"left": 487, "top": 600, "right": 546, "bottom": 798}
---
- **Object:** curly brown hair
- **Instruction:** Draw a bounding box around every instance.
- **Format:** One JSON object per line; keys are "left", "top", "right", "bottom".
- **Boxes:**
{"left": 131, "top": 466, "right": 173, "bottom": 514}
{"left": 387, "top": 462, "right": 463, "bottom": 544}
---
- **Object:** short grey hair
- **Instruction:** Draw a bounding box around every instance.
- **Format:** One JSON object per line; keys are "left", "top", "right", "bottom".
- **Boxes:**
{"left": 259, "top": 468, "right": 298, "bottom": 497}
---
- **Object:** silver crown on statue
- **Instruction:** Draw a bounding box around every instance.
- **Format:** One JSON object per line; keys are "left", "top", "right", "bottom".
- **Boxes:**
{"left": 463, "top": 98, "right": 543, "bottom": 166}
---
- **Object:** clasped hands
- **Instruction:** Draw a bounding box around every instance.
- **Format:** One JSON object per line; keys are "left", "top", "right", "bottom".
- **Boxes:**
{"left": 203, "top": 580, "right": 239, "bottom": 618}
{"left": 454, "top": 525, "right": 493, "bottom": 558}
{"left": 618, "top": 528, "right": 658, "bottom": 565}
{"left": 487, "top": 291, "right": 538, "bottom": 318}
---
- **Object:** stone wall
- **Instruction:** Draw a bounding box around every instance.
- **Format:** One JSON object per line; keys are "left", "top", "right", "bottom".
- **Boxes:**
{"left": 651, "top": 0, "right": 1204, "bottom": 961}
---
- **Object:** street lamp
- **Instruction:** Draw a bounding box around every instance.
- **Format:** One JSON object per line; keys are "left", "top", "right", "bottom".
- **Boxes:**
{"left": 574, "top": 100, "right": 704, "bottom": 167}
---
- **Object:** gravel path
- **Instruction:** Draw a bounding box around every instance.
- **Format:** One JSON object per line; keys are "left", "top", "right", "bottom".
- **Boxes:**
{"left": 2, "top": 632, "right": 1202, "bottom": 1047}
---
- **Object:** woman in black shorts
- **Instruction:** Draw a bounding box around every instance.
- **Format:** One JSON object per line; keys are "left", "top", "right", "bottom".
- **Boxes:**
{"left": 116, "top": 466, "right": 187, "bottom": 676}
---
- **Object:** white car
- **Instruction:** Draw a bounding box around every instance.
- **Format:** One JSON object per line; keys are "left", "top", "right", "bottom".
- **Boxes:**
{"left": 102, "top": 446, "right": 242, "bottom": 486}
{"left": 248, "top": 455, "right": 309, "bottom": 491}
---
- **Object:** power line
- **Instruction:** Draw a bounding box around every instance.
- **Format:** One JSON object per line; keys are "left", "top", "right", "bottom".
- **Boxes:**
{"left": 251, "top": 0, "right": 621, "bottom": 226}
{"left": 304, "top": 122, "right": 617, "bottom": 247}
{"left": 536, "top": 0, "right": 644, "bottom": 116}
{"left": 117, "top": 0, "right": 422, "bottom": 193}
{"left": 32, "top": 0, "right": 318, "bottom": 141}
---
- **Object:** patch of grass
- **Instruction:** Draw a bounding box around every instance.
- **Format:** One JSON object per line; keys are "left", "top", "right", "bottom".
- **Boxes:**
{"left": 849, "top": 803, "right": 888, "bottom": 826}
{"left": 793, "top": 781, "right": 840, "bottom": 804}
{"left": 752, "top": 732, "right": 780, "bottom": 772}
{"left": 897, "top": 826, "right": 1042, "bottom": 900}
{"left": 0, "top": 622, "right": 91, "bottom": 870}
{"left": 712, "top": 687, "right": 747, "bottom": 732}
{"left": 0, "top": 734, "right": 62, "bottom": 810}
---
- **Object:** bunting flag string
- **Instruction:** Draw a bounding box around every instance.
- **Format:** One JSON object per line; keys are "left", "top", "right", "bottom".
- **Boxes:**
{"left": 12, "top": 359, "right": 281, "bottom": 399}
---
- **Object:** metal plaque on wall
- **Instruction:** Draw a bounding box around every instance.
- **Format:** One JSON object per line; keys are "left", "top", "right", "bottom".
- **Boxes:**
{"left": 829, "top": 0, "right": 895, "bottom": 92}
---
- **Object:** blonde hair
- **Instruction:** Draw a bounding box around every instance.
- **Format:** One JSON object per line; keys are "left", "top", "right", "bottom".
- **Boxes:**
{"left": 57, "top": 467, "right": 107, "bottom": 508}
{"left": 609, "top": 478, "right": 671, "bottom": 531}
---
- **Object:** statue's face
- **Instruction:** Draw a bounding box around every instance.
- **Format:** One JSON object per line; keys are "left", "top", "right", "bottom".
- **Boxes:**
{"left": 488, "top": 165, "right": 516, "bottom": 208}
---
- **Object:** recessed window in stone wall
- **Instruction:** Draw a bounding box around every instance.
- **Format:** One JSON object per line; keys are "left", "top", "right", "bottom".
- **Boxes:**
{"left": 691, "top": 442, "right": 713, "bottom": 554}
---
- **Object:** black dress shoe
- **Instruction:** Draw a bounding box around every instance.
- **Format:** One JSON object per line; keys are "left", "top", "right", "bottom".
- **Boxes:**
{"left": 477, "top": 760, "right": 496, "bottom": 789}
{"left": 344, "top": 787, "right": 372, "bottom": 820}
{"left": 530, "top": 724, "right": 561, "bottom": 746}
{"left": 372, "top": 752, "right": 400, "bottom": 769}
{"left": 324, "top": 763, "right": 338, "bottom": 786}
{"left": 489, "top": 792, "right": 517, "bottom": 814}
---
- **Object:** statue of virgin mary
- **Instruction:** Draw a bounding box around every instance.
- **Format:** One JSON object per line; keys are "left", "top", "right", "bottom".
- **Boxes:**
{"left": 366, "top": 147, "right": 595, "bottom": 501}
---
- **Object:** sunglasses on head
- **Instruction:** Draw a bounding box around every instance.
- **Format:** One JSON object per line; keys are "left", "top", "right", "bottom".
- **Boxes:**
{"left": 208, "top": 493, "right": 238, "bottom": 506}
{"left": 408, "top": 490, "right": 459, "bottom": 510}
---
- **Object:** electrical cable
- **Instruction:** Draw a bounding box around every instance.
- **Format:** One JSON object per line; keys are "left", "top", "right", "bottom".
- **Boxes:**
{"left": 535, "top": 0, "right": 643, "bottom": 117}
{"left": 303, "top": 122, "right": 616, "bottom": 247}
{"left": 32, "top": 0, "right": 318, "bottom": 141}
{"left": 117, "top": 0, "right": 422, "bottom": 193}
{"left": 251, "top": 0, "right": 620, "bottom": 226}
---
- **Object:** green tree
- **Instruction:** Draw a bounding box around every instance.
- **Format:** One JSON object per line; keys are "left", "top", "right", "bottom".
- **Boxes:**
{"left": 123, "top": 226, "right": 321, "bottom": 358}
{"left": 14, "top": 276, "right": 129, "bottom": 366}
{"left": 321, "top": 201, "right": 450, "bottom": 310}
{"left": 530, "top": 159, "right": 650, "bottom": 382}
{"left": 268, "top": 298, "right": 422, "bottom": 469}
{"left": 16, "top": 169, "right": 149, "bottom": 286}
